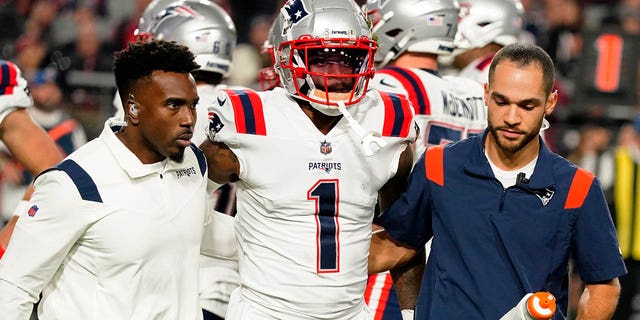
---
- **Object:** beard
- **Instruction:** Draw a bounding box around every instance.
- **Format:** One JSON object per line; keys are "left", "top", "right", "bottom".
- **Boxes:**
{"left": 169, "top": 148, "right": 185, "bottom": 163}
{"left": 487, "top": 119, "right": 541, "bottom": 153}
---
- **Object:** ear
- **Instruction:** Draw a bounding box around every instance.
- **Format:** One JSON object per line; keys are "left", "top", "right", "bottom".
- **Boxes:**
{"left": 483, "top": 82, "right": 489, "bottom": 107}
{"left": 544, "top": 90, "right": 558, "bottom": 117}
{"left": 127, "top": 100, "right": 140, "bottom": 125}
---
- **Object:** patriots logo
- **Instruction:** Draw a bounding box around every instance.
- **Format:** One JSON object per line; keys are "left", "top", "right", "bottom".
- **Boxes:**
{"left": 154, "top": 4, "right": 199, "bottom": 26}
{"left": 208, "top": 111, "right": 224, "bottom": 136}
{"left": 28, "top": 205, "right": 39, "bottom": 217}
{"left": 533, "top": 188, "right": 555, "bottom": 207}
{"left": 320, "top": 140, "right": 332, "bottom": 155}
{"left": 283, "top": 0, "right": 309, "bottom": 24}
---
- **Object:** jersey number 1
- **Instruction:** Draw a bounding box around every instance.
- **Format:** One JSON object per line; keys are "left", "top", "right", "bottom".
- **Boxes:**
{"left": 308, "top": 179, "right": 340, "bottom": 273}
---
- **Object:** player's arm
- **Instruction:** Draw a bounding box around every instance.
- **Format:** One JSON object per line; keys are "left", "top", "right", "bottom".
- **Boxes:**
{"left": 201, "top": 209, "right": 238, "bottom": 260}
{"left": 575, "top": 278, "right": 621, "bottom": 320}
{"left": 199, "top": 139, "right": 239, "bottom": 184}
{"left": 0, "top": 108, "right": 63, "bottom": 175}
{"left": 371, "top": 145, "right": 420, "bottom": 272}
{"left": 0, "top": 108, "right": 64, "bottom": 251}
{"left": 376, "top": 146, "right": 425, "bottom": 312}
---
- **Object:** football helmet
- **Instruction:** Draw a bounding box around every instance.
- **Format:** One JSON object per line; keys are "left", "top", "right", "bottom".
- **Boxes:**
{"left": 274, "top": 0, "right": 376, "bottom": 116}
{"left": 258, "top": 15, "right": 283, "bottom": 90}
{"left": 454, "top": 0, "right": 524, "bottom": 50}
{"left": 364, "top": 0, "right": 459, "bottom": 67}
{"left": 149, "top": 0, "right": 237, "bottom": 76}
{"left": 134, "top": 0, "right": 176, "bottom": 41}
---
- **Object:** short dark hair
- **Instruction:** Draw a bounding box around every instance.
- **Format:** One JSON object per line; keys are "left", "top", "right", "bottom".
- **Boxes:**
{"left": 488, "top": 43, "right": 555, "bottom": 95}
{"left": 113, "top": 40, "right": 200, "bottom": 96}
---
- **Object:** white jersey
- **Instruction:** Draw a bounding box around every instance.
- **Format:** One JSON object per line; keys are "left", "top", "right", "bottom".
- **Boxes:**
{"left": 113, "top": 83, "right": 240, "bottom": 317}
{"left": 196, "top": 83, "right": 241, "bottom": 317}
{"left": 0, "top": 123, "right": 208, "bottom": 320}
{"left": 456, "top": 54, "right": 494, "bottom": 85}
{"left": 0, "top": 60, "right": 32, "bottom": 123}
{"left": 370, "top": 66, "right": 487, "bottom": 160}
{"left": 208, "top": 87, "right": 416, "bottom": 320}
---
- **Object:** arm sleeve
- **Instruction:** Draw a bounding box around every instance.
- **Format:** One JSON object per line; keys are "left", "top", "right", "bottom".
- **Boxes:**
{"left": 0, "top": 170, "right": 90, "bottom": 317}
{"left": 378, "top": 151, "right": 433, "bottom": 249}
{"left": 201, "top": 209, "right": 238, "bottom": 260}
{"left": 574, "top": 177, "right": 627, "bottom": 282}
{"left": 0, "top": 61, "right": 32, "bottom": 124}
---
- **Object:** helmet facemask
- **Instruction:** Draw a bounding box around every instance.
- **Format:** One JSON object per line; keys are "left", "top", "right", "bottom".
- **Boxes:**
{"left": 277, "top": 36, "right": 376, "bottom": 116}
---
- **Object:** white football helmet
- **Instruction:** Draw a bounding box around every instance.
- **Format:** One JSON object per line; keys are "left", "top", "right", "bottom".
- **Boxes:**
{"left": 134, "top": 0, "right": 176, "bottom": 41}
{"left": 364, "top": 0, "right": 459, "bottom": 67}
{"left": 274, "top": 0, "right": 376, "bottom": 116}
{"left": 258, "top": 15, "right": 283, "bottom": 90}
{"left": 149, "top": 0, "right": 237, "bottom": 76}
{"left": 455, "top": 0, "right": 524, "bottom": 50}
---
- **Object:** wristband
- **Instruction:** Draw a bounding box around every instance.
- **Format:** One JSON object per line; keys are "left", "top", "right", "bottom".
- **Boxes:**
{"left": 401, "top": 309, "right": 414, "bottom": 320}
{"left": 13, "top": 200, "right": 29, "bottom": 217}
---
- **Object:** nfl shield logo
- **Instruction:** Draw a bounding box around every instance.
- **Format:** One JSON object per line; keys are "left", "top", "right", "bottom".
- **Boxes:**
{"left": 320, "top": 140, "right": 332, "bottom": 155}
{"left": 28, "top": 205, "right": 39, "bottom": 217}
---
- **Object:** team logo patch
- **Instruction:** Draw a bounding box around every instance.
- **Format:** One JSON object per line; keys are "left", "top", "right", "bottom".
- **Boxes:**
{"left": 533, "top": 188, "right": 555, "bottom": 207}
{"left": 208, "top": 112, "right": 224, "bottom": 135}
{"left": 320, "top": 140, "right": 332, "bottom": 155}
{"left": 28, "top": 205, "right": 39, "bottom": 217}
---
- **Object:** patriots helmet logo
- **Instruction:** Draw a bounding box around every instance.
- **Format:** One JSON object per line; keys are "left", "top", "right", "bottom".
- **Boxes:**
{"left": 154, "top": 4, "right": 199, "bottom": 26}
{"left": 283, "top": 0, "right": 309, "bottom": 24}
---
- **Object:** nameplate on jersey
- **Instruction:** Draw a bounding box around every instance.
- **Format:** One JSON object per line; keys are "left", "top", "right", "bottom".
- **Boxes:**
{"left": 224, "top": 89, "right": 267, "bottom": 136}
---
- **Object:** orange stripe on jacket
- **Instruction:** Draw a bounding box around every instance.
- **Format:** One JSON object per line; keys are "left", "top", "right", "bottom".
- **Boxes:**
{"left": 564, "top": 168, "right": 595, "bottom": 209}
{"left": 425, "top": 145, "right": 444, "bottom": 186}
{"left": 48, "top": 119, "right": 78, "bottom": 141}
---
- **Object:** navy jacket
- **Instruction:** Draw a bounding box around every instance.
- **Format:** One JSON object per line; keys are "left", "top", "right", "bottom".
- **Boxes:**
{"left": 379, "top": 130, "right": 627, "bottom": 319}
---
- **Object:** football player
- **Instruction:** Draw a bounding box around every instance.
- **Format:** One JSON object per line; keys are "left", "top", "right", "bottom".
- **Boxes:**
{"left": 201, "top": 0, "right": 418, "bottom": 318}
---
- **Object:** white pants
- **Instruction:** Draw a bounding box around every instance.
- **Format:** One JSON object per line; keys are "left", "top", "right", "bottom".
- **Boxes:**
{"left": 226, "top": 288, "right": 372, "bottom": 320}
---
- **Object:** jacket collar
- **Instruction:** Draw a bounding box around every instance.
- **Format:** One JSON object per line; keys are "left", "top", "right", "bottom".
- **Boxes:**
{"left": 100, "top": 123, "right": 195, "bottom": 179}
{"left": 464, "top": 129, "right": 556, "bottom": 189}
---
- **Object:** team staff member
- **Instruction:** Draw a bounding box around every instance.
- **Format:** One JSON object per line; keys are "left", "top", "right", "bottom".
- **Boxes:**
{"left": 0, "top": 40, "right": 210, "bottom": 319}
{"left": 370, "top": 43, "right": 626, "bottom": 319}
{"left": 364, "top": 1, "right": 485, "bottom": 318}
{"left": 0, "top": 60, "right": 64, "bottom": 257}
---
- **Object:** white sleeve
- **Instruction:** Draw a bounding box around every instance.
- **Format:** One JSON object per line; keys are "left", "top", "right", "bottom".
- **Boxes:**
{"left": 0, "top": 61, "right": 32, "bottom": 125}
{"left": 0, "top": 278, "right": 34, "bottom": 320}
{"left": 201, "top": 209, "right": 238, "bottom": 260}
{"left": 0, "top": 170, "right": 90, "bottom": 316}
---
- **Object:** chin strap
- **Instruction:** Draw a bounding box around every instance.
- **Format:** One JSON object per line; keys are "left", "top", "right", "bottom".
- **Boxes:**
{"left": 336, "top": 101, "right": 387, "bottom": 157}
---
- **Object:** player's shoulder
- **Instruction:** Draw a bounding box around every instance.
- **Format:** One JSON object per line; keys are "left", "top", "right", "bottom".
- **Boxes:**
{"left": 0, "top": 60, "right": 32, "bottom": 109}
{"left": 442, "top": 74, "right": 484, "bottom": 95}
{"left": 364, "top": 88, "right": 412, "bottom": 110}
{"left": 360, "top": 90, "right": 416, "bottom": 139}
